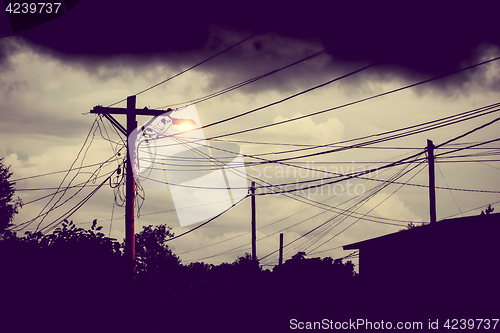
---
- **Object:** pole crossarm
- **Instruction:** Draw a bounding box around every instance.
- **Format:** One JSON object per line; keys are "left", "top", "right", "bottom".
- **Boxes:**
{"left": 90, "top": 105, "right": 168, "bottom": 117}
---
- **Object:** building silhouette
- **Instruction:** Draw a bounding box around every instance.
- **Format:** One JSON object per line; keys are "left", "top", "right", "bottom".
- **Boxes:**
{"left": 343, "top": 213, "right": 500, "bottom": 319}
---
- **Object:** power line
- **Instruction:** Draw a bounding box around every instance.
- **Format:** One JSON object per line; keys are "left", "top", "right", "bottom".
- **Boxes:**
{"left": 11, "top": 117, "right": 126, "bottom": 184}
{"left": 12, "top": 168, "right": 117, "bottom": 231}
{"left": 106, "top": 34, "right": 255, "bottom": 108}
{"left": 436, "top": 137, "right": 500, "bottom": 158}
{"left": 437, "top": 159, "right": 500, "bottom": 163}
{"left": 171, "top": 147, "right": 496, "bottom": 261}
{"left": 253, "top": 105, "right": 500, "bottom": 162}
{"left": 11, "top": 160, "right": 121, "bottom": 182}
{"left": 251, "top": 131, "right": 500, "bottom": 195}
{"left": 442, "top": 200, "right": 500, "bottom": 219}
{"left": 154, "top": 101, "right": 500, "bottom": 169}
{"left": 197, "top": 122, "right": 493, "bottom": 259}
{"left": 11, "top": 121, "right": 125, "bottom": 231}
{"left": 184, "top": 159, "right": 423, "bottom": 263}
{"left": 208, "top": 137, "right": 500, "bottom": 150}
{"left": 31, "top": 118, "right": 100, "bottom": 231}
{"left": 132, "top": 101, "right": 500, "bottom": 177}
{"left": 197, "top": 63, "right": 375, "bottom": 130}
{"left": 435, "top": 116, "right": 500, "bottom": 148}
{"left": 134, "top": 120, "right": 500, "bottom": 194}
{"left": 307, "top": 245, "right": 344, "bottom": 256}
{"left": 250, "top": 152, "right": 500, "bottom": 194}
{"left": 155, "top": 49, "right": 327, "bottom": 109}
{"left": 164, "top": 194, "right": 248, "bottom": 242}
{"left": 260, "top": 133, "right": 500, "bottom": 261}
{"left": 260, "top": 159, "right": 425, "bottom": 264}
{"left": 38, "top": 173, "right": 116, "bottom": 234}
{"left": 189, "top": 56, "right": 500, "bottom": 141}
{"left": 176, "top": 165, "right": 406, "bottom": 256}
{"left": 304, "top": 162, "right": 427, "bottom": 256}
{"left": 436, "top": 163, "right": 464, "bottom": 217}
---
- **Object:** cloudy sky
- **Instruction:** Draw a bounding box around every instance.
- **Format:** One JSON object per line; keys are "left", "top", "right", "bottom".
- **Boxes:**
{"left": 1, "top": 1, "right": 500, "bottom": 268}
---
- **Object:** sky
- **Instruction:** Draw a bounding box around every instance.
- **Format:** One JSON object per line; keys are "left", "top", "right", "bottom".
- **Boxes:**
{"left": 1, "top": 1, "right": 500, "bottom": 269}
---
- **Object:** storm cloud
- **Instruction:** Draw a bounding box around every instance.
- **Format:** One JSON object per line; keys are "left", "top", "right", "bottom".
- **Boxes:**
{"left": 1, "top": 0, "right": 500, "bottom": 93}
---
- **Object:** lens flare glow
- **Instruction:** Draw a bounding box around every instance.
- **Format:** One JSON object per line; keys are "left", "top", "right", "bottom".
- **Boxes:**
{"left": 172, "top": 118, "right": 196, "bottom": 131}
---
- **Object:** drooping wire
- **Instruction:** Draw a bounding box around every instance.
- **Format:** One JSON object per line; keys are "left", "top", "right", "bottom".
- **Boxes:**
{"left": 164, "top": 194, "right": 248, "bottom": 242}
{"left": 39, "top": 173, "right": 116, "bottom": 234}
{"left": 262, "top": 158, "right": 425, "bottom": 264}
{"left": 443, "top": 200, "right": 500, "bottom": 219}
{"left": 306, "top": 161, "right": 427, "bottom": 256}
{"left": 13, "top": 168, "right": 117, "bottom": 232}
{"left": 436, "top": 163, "right": 464, "bottom": 218}
{"left": 155, "top": 49, "right": 328, "bottom": 109}
{"left": 156, "top": 101, "right": 500, "bottom": 167}
{"left": 106, "top": 34, "right": 256, "bottom": 108}
{"left": 183, "top": 152, "right": 425, "bottom": 263}
{"left": 12, "top": 120, "right": 125, "bottom": 231}
{"left": 176, "top": 164, "right": 403, "bottom": 256}
{"left": 32, "top": 118, "right": 100, "bottom": 231}
{"left": 187, "top": 56, "right": 500, "bottom": 141}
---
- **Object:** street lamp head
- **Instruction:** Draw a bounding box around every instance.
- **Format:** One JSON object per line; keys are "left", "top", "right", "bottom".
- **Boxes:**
{"left": 172, "top": 118, "right": 196, "bottom": 131}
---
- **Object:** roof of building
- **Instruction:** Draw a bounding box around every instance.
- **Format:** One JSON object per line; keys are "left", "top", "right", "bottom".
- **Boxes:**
{"left": 343, "top": 212, "right": 500, "bottom": 250}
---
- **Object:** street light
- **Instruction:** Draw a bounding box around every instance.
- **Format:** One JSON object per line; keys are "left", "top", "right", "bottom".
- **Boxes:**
{"left": 172, "top": 118, "right": 196, "bottom": 131}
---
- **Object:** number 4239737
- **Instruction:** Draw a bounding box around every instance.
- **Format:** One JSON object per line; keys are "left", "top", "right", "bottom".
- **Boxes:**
{"left": 5, "top": 3, "right": 62, "bottom": 14}
{"left": 443, "top": 319, "right": 499, "bottom": 330}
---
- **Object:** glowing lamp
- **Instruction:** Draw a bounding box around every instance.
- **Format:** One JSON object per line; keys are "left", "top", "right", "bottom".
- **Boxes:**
{"left": 172, "top": 118, "right": 196, "bottom": 131}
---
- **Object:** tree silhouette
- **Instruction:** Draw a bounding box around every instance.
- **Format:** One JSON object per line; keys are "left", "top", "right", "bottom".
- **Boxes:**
{"left": 132, "top": 224, "right": 185, "bottom": 330}
{"left": 1, "top": 219, "right": 126, "bottom": 333}
{"left": 232, "top": 252, "right": 260, "bottom": 272}
{"left": 134, "top": 224, "right": 180, "bottom": 279}
{"left": 398, "top": 221, "right": 426, "bottom": 232}
{"left": 1, "top": 219, "right": 365, "bottom": 332}
{"left": 480, "top": 204, "right": 494, "bottom": 215}
{"left": 270, "top": 251, "right": 359, "bottom": 320}
{"left": 291, "top": 250, "right": 307, "bottom": 260}
{"left": 19, "top": 219, "right": 124, "bottom": 290}
{"left": 0, "top": 158, "right": 22, "bottom": 236}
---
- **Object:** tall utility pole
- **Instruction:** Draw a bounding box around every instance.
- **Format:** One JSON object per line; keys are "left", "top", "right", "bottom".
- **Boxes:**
{"left": 91, "top": 96, "right": 168, "bottom": 281}
{"left": 251, "top": 181, "right": 256, "bottom": 261}
{"left": 125, "top": 96, "right": 137, "bottom": 280}
{"left": 427, "top": 139, "right": 437, "bottom": 224}
{"left": 279, "top": 233, "right": 283, "bottom": 266}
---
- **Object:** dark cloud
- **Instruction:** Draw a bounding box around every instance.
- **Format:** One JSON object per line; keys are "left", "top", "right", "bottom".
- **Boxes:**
{"left": 2, "top": 0, "right": 500, "bottom": 92}
{"left": 0, "top": 107, "right": 91, "bottom": 139}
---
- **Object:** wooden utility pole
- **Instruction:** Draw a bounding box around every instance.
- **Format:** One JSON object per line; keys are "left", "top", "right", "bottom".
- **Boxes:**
{"left": 251, "top": 181, "right": 256, "bottom": 261}
{"left": 279, "top": 233, "right": 283, "bottom": 266}
{"left": 427, "top": 139, "right": 437, "bottom": 224}
{"left": 125, "top": 96, "right": 137, "bottom": 280}
{"left": 91, "top": 96, "right": 169, "bottom": 281}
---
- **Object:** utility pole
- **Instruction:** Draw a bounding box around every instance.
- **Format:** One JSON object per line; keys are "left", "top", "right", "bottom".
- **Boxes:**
{"left": 125, "top": 96, "right": 137, "bottom": 280}
{"left": 251, "top": 181, "right": 256, "bottom": 261}
{"left": 427, "top": 139, "right": 437, "bottom": 224}
{"left": 90, "top": 96, "right": 169, "bottom": 281}
{"left": 279, "top": 233, "right": 283, "bottom": 266}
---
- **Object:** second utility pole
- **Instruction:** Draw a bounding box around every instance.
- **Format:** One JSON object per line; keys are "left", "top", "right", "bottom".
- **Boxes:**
{"left": 251, "top": 181, "right": 256, "bottom": 261}
{"left": 427, "top": 139, "right": 437, "bottom": 224}
{"left": 279, "top": 233, "right": 283, "bottom": 266}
